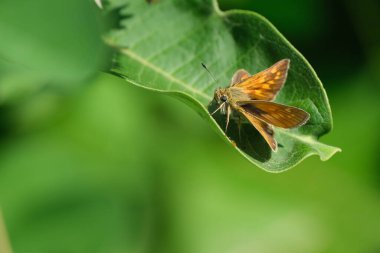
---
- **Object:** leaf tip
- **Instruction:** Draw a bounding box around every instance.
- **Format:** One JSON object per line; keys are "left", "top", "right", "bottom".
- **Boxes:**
{"left": 318, "top": 145, "right": 342, "bottom": 161}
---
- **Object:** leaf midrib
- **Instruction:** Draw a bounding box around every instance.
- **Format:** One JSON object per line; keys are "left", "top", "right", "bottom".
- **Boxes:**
{"left": 120, "top": 48, "right": 212, "bottom": 101}
{"left": 276, "top": 129, "right": 341, "bottom": 158}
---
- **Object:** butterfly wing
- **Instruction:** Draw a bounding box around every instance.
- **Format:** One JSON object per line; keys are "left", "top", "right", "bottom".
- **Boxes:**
{"left": 232, "top": 59, "right": 290, "bottom": 101}
{"left": 238, "top": 107, "right": 278, "bottom": 151}
{"left": 230, "top": 69, "right": 250, "bottom": 86}
{"left": 239, "top": 101, "right": 310, "bottom": 128}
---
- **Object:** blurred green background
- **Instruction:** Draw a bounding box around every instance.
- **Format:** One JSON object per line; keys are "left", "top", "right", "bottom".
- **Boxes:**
{"left": 0, "top": 0, "right": 380, "bottom": 252}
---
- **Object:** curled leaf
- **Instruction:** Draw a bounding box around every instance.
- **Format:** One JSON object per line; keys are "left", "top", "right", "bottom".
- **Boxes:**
{"left": 105, "top": 0, "right": 340, "bottom": 172}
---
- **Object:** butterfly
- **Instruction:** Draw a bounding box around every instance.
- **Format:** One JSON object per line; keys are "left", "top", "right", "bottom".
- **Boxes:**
{"left": 211, "top": 59, "right": 310, "bottom": 152}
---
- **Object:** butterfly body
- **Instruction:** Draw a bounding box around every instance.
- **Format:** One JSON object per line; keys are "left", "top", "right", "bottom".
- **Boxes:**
{"left": 212, "top": 59, "right": 310, "bottom": 152}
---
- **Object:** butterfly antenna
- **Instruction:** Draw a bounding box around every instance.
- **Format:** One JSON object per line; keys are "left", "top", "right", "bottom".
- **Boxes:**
{"left": 201, "top": 63, "right": 217, "bottom": 84}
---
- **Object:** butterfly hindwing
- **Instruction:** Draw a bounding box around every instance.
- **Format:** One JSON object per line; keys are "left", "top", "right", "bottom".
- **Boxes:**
{"left": 238, "top": 107, "right": 278, "bottom": 151}
{"left": 230, "top": 69, "right": 250, "bottom": 86}
{"left": 239, "top": 101, "right": 310, "bottom": 129}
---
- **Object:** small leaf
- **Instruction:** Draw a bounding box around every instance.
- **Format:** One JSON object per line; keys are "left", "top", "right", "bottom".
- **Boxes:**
{"left": 105, "top": 0, "right": 340, "bottom": 172}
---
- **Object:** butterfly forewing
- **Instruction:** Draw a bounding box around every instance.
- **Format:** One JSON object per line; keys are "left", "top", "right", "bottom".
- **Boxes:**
{"left": 238, "top": 107, "right": 278, "bottom": 151}
{"left": 232, "top": 59, "right": 290, "bottom": 101}
{"left": 239, "top": 101, "right": 310, "bottom": 129}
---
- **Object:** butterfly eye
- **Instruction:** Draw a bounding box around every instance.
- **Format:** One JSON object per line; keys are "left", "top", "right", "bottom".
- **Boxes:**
{"left": 220, "top": 95, "right": 228, "bottom": 102}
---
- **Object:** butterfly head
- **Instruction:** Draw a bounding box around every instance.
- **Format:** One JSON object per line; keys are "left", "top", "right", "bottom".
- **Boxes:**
{"left": 214, "top": 88, "right": 229, "bottom": 104}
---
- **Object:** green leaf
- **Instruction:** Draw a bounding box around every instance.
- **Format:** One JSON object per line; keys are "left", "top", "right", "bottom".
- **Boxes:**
{"left": 105, "top": 0, "right": 340, "bottom": 172}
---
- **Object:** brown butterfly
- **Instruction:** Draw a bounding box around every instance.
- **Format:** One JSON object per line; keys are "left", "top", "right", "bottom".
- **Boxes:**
{"left": 211, "top": 59, "right": 310, "bottom": 152}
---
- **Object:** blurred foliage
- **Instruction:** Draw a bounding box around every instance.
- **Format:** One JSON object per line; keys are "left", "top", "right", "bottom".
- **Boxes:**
{"left": 0, "top": 0, "right": 108, "bottom": 105}
{"left": 0, "top": 0, "right": 380, "bottom": 253}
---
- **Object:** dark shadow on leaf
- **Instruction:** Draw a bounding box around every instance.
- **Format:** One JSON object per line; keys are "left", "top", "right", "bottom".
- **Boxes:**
{"left": 208, "top": 100, "right": 271, "bottom": 162}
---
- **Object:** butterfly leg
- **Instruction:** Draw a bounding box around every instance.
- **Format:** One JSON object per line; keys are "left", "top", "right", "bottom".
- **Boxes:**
{"left": 211, "top": 102, "right": 225, "bottom": 115}
{"left": 225, "top": 105, "right": 231, "bottom": 132}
